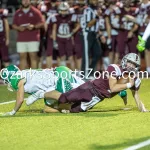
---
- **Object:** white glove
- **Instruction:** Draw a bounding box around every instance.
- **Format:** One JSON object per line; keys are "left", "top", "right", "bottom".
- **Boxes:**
{"left": 2, "top": 110, "right": 16, "bottom": 116}
{"left": 107, "top": 38, "right": 112, "bottom": 45}
{"left": 53, "top": 41, "right": 58, "bottom": 50}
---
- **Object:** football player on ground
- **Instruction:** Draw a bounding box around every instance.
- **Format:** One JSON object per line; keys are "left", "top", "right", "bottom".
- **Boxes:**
{"left": 0, "top": 8, "right": 9, "bottom": 68}
{"left": 0, "top": 65, "right": 85, "bottom": 116}
{"left": 30, "top": 53, "right": 149, "bottom": 113}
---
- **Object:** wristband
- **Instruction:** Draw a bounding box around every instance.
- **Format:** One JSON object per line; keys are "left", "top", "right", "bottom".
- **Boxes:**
{"left": 126, "top": 83, "right": 132, "bottom": 89}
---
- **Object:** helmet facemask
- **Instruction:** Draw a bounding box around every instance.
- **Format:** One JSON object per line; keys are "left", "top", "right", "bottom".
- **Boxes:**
{"left": 121, "top": 53, "right": 141, "bottom": 73}
{"left": 58, "top": 2, "right": 70, "bottom": 17}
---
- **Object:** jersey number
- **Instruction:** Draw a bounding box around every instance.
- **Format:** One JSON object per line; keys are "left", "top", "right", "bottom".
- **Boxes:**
{"left": 58, "top": 24, "right": 70, "bottom": 35}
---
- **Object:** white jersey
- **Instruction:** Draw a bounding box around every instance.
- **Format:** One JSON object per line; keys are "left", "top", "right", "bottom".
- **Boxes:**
{"left": 20, "top": 69, "right": 57, "bottom": 94}
{"left": 14, "top": 69, "right": 85, "bottom": 94}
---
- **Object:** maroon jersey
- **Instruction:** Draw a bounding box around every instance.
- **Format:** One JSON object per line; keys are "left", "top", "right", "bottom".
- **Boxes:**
{"left": 119, "top": 7, "right": 137, "bottom": 31}
{"left": 105, "top": 6, "right": 121, "bottom": 35}
{"left": 93, "top": 64, "right": 141, "bottom": 98}
{"left": 13, "top": 6, "right": 44, "bottom": 42}
{"left": 54, "top": 14, "right": 74, "bottom": 39}
{"left": 0, "top": 9, "right": 8, "bottom": 42}
{"left": 58, "top": 64, "right": 141, "bottom": 112}
{"left": 46, "top": 7, "right": 57, "bottom": 36}
{"left": 136, "top": 2, "right": 150, "bottom": 34}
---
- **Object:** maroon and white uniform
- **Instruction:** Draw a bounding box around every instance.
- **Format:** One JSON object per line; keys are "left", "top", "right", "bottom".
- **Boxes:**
{"left": 58, "top": 64, "right": 141, "bottom": 113}
{"left": 46, "top": 6, "right": 57, "bottom": 56}
{"left": 0, "top": 9, "right": 9, "bottom": 62}
{"left": 117, "top": 7, "right": 138, "bottom": 58}
{"left": 54, "top": 14, "right": 74, "bottom": 57}
{"left": 98, "top": 6, "right": 111, "bottom": 56}
{"left": 71, "top": 6, "right": 85, "bottom": 58}
{"left": 135, "top": 2, "right": 150, "bottom": 35}
{"left": 105, "top": 6, "right": 121, "bottom": 52}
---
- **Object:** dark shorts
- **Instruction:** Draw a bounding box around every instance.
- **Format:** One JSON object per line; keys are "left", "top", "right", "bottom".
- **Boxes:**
{"left": 74, "top": 33, "right": 83, "bottom": 59}
{"left": 117, "top": 31, "right": 138, "bottom": 59}
{"left": 57, "top": 37, "right": 73, "bottom": 57}
{"left": 0, "top": 43, "right": 9, "bottom": 62}
{"left": 111, "top": 35, "right": 118, "bottom": 52}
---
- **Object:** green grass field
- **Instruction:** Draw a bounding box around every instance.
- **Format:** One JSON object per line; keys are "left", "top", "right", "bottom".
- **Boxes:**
{"left": 0, "top": 79, "right": 150, "bottom": 150}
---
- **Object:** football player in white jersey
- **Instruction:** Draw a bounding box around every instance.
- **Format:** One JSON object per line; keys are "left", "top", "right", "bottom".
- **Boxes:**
{"left": 0, "top": 65, "right": 85, "bottom": 116}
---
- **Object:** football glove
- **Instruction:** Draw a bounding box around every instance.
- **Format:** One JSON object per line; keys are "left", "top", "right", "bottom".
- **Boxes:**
{"left": 136, "top": 36, "right": 146, "bottom": 52}
{"left": 53, "top": 40, "right": 58, "bottom": 50}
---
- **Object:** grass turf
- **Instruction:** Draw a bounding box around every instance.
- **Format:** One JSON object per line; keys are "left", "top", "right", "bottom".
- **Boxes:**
{"left": 0, "top": 79, "right": 150, "bottom": 150}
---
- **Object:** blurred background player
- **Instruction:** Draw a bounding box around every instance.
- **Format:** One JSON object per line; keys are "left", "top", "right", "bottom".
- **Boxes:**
{"left": 52, "top": 2, "right": 80, "bottom": 70}
{"left": 71, "top": 0, "right": 87, "bottom": 71}
{"left": 46, "top": 0, "right": 58, "bottom": 68}
{"left": 12, "top": 0, "right": 44, "bottom": 69}
{"left": 0, "top": 6, "right": 9, "bottom": 69}
{"left": 116, "top": 0, "right": 139, "bottom": 62}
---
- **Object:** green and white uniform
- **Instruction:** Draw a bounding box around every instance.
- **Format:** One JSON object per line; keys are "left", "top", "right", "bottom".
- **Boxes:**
{"left": 9, "top": 66, "right": 84, "bottom": 94}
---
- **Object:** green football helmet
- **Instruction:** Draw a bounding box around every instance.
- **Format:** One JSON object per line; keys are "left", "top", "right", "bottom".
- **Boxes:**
{"left": 1, "top": 65, "right": 20, "bottom": 84}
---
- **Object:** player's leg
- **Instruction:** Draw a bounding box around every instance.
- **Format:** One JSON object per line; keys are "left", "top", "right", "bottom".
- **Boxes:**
{"left": 28, "top": 42, "right": 39, "bottom": 69}
{"left": 46, "top": 38, "right": 53, "bottom": 68}
{"left": 17, "top": 42, "right": 28, "bottom": 69}
{"left": 1, "top": 44, "right": 9, "bottom": 67}
{"left": 90, "top": 35, "right": 102, "bottom": 75}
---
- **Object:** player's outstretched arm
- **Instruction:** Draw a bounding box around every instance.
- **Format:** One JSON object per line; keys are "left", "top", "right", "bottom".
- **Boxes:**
{"left": 131, "top": 90, "right": 149, "bottom": 112}
{"left": 2, "top": 80, "right": 25, "bottom": 116}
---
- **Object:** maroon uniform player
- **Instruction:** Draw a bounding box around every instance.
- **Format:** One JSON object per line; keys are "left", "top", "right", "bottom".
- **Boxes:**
{"left": 71, "top": 0, "right": 87, "bottom": 70}
{"left": 45, "top": 0, "right": 58, "bottom": 68}
{"left": 104, "top": 0, "right": 121, "bottom": 64}
{"left": 116, "top": 0, "right": 139, "bottom": 60}
{"left": 53, "top": 2, "right": 80, "bottom": 70}
{"left": 0, "top": 8, "right": 9, "bottom": 68}
{"left": 97, "top": 4, "right": 111, "bottom": 71}
{"left": 39, "top": 53, "right": 148, "bottom": 113}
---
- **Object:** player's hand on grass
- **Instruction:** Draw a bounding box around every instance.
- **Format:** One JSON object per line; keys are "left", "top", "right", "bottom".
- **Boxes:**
{"left": 136, "top": 36, "right": 146, "bottom": 52}
{"left": 2, "top": 110, "right": 16, "bottom": 116}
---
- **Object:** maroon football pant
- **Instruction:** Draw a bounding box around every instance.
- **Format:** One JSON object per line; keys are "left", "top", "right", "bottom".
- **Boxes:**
{"left": 57, "top": 37, "right": 73, "bottom": 57}
{"left": 0, "top": 43, "right": 9, "bottom": 62}
{"left": 58, "top": 81, "right": 96, "bottom": 113}
{"left": 117, "top": 31, "right": 138, "bottom": 59}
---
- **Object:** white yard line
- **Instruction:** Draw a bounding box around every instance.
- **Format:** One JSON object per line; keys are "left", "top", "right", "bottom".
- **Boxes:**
{"left": 124, "top": 139, "right": 150, "bottom": 150}
{"left": 0, "top": 100, "right": 16, "bottom": 105}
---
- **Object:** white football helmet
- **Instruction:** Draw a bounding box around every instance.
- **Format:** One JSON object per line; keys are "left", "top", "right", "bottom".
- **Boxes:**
{"left": 58, "top": 2, "right": 70, "bottom": 16}
{"left": 121, "top": 53, "right": 141, "bottom": 73}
